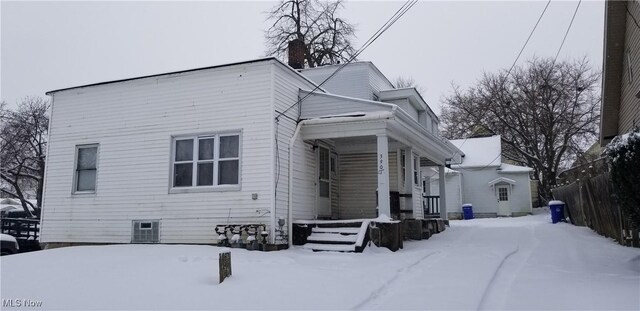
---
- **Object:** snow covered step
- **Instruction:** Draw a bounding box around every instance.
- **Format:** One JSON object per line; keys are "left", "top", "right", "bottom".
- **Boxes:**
{"left": 302, "top": 243, "right": 356, "bottom": 252}
{"left": 307, "top": 233, "right": 358, "bottom": 243}
{"left": 311, "top": 227, "right": 360, "bottom": 234}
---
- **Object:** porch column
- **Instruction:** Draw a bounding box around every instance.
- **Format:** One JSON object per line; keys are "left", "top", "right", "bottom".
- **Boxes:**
{"left": 377, "top": 134, "right": 391, "bottom": 217}
{"left": 439, "top": 165, "right": 448, "bottom": 220}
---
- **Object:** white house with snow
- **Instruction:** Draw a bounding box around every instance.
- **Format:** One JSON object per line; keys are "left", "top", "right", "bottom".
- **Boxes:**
{"left": 426, "top": 135, "right": 533, "bottom": 218}
{"left": 40, "top": 54, "right": 461, "bottom": 252}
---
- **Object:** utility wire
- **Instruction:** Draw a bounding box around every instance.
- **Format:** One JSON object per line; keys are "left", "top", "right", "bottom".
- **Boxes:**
{"left": 625, "top": 1, "right": 640, "bottom": 31}
{"left": 451, "top": 1, "right": 551, "bottom": 166}
{"left": 504, "top": 0, "right": 552, "bottom": 79}
{"left": 275, "top": 0, "right": 418, "bottom": 121}
{"left": 551, "top": 0, "right": 582, "bottom": 67}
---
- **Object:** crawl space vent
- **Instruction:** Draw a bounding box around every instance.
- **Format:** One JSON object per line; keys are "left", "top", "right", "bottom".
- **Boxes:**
{"left": 132, "top": 220, "right": 160, "bottom": 243}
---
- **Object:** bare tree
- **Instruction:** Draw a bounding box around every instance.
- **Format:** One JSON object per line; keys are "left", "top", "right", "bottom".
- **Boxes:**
{"left": 394, "top": 76, "right": 426, "bottom": 96}
{"left": 440, "top": 57, "right": 600, "bottom": 202}
{"left": 265, "top": 0, "right": 356, "bottom": 68}
{"left": 0, "top": 97, "right": 49, "bottom": 217}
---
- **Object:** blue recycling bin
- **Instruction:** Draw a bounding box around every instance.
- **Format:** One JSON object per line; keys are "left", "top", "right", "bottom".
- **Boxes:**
{"left": 549, "top": 200, "right": 565, "bottom": 223}
{"left": 462, "top": 203, "right": 474, "bottom": 220}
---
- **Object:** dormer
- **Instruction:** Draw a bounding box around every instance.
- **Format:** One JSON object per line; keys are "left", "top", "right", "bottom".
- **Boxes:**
{"left": 378, "top": 88, "right": 439, "bottom": 134}
{"left": 299, "top": 62, "right": 394, "bottom": 101}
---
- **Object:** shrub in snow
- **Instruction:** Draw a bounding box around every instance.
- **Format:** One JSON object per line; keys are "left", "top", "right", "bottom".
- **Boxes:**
{"left": 604, "top": 127, "right": 640, "bottom": 229}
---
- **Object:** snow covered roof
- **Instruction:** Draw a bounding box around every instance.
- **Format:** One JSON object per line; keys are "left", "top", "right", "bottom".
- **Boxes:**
{"left": 498, "top": 163, "right": 533, "bottom": 173}
{"left": 450, "top": 136, "right": 501, "bottom": 168}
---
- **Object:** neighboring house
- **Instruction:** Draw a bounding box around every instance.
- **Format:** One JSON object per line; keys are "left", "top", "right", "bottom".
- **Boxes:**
{"left": 426, "top": 136, "right": 533, "bottom": 218}
{"left": 40, "top": 57, "right": 461, "bottom": 250}
{"left": 600, "top": 0, "right": 640, "bottom": 146}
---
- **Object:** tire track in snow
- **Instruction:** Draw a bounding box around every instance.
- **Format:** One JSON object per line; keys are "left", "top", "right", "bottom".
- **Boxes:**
{"left": 352, "top": 251, "right": 441, "bottom": 310}
{"left": 476, "top": 245, "right": 520, "bottom": 310}
{"left": 476, "top": 225, "right": 540, "bottom": 310}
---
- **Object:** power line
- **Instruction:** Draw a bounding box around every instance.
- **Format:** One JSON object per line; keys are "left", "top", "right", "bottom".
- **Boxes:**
{"left": 275, "top": 0, "right": 418, "bottom": 121}
{"left": 551, "top": 0, "right": 582, "bottom": 67}
{"left": 625, "top": 1, "right": 640, "bottom": 31}
{"left": 504, "top": 0, "right": 552, "bottom": 79}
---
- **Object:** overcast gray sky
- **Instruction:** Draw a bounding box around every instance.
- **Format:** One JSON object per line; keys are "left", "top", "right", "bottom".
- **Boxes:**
{"left": 1, "top": 1, "right": 604, "bottom": 115}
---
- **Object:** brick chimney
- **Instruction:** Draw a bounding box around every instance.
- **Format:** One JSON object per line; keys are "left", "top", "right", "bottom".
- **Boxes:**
{"left": 288, "top": 39, "right": 305, "bottom": 69}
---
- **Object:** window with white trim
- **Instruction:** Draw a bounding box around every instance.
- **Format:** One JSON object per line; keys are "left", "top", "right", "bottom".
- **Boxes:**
{"left": 413, "top": 155, "right": 419, "bottom": 186}
{"left": 172, "top": 133, "right": 240, "bottom": 189}
{"left": 74, "top": 144, "right": 98, "bottom": 193}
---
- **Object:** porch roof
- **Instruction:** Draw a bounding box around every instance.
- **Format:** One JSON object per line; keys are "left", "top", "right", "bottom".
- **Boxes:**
{"left": 298, "top": 109, "right": 457, "bottom": 165}
{"left": 297, "top": 91, "right": 462, "bottom": 165}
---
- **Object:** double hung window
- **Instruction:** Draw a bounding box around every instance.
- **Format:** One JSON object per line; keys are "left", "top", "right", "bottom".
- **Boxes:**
{"left": 172, "top": 133, "right": 240, "bottom": 189}
{"left": 74, "top": 144, "right": 98, "bottom": 193}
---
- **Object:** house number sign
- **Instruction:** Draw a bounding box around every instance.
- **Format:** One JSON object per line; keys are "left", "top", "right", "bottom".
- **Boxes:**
{"left": 378, "top": 153, "right": 385, "bottom": 175}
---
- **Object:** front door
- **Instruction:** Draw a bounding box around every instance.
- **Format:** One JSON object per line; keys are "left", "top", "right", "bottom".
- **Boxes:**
{"left": 496, "top": 185, "right": 511, "bottom": 216}
{"left": 317, "top": 146, "right": 331, "bottom": 217}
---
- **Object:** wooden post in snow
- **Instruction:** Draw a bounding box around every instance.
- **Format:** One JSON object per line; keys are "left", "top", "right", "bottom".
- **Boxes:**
{"left": 219, "top": 252, "right": 232, "bottom": 284}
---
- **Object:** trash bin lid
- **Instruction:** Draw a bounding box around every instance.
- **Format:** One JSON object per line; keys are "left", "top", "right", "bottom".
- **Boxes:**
{"left": 462, "top": 203, "right": 472, "bottom": 207}
{"left": 548, "top": 200, "right": 564, "bottom": 206}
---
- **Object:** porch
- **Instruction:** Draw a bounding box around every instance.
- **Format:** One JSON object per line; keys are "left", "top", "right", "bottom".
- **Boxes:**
{"left": 295, "top": 133, "right": 451, "bottom": 222}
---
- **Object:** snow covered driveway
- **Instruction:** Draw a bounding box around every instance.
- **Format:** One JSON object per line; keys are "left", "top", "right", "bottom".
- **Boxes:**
{"left": 2, "top": 212, "right": 639, "bottom": 310}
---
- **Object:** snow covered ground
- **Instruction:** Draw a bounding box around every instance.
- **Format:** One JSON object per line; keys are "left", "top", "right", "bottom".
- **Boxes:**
{"left": 2, "top": 211, "right": 639, "bottom": 310}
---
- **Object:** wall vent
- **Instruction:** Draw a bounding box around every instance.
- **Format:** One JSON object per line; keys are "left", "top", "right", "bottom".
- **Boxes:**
{"left": 132, "top": 220, "right": 160, "bottom": 243}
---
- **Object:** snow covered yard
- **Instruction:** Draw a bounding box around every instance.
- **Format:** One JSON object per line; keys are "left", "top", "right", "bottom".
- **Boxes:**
{"left": 2, "top": 212, "right": 639, "bottom": 310}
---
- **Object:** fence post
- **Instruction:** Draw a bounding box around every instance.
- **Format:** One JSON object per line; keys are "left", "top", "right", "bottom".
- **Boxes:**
{"left": 219, "top": 252, "right": 232, "bottom": 284}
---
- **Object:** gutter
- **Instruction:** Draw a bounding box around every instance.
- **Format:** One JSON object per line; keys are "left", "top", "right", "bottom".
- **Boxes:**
{"left": 287, "top": 109, "right": 397, "bottom": 246}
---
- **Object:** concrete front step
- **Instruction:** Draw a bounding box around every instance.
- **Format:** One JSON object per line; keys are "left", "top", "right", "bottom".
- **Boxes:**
{"left": 302, "top": 243, "right": 356, "bottom": 252}
{"left": 307, "top": 232, "right": 358, "bottom": 243}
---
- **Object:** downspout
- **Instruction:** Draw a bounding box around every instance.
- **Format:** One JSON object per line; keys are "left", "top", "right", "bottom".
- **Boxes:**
{"left": 288, "top": 121, "right": 306, "bottom": 246}
{"left": 287, "top": 108, "right": 398, "bottom": 246}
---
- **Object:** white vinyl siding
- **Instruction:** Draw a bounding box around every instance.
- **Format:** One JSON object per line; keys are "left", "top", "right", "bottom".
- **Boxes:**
{"left": 431, "top": 170, "right": 531, "bottom": 217}
{"left": 338, "top": 152, "right": 398, "bottom": 219}
{"left": 300, "top": 63, "right": 373, "bottom": 100}
{"left": 299, "top": 91, "right": 393, "bottom": 119}
{"left": 170, "top": 133, "right": 241, "bottom": 192}
{"left": 41, "top": 61, "right": 275, "bottom": 244}
{"left": 272, "top": 64, "right": 319, "bottom": 232}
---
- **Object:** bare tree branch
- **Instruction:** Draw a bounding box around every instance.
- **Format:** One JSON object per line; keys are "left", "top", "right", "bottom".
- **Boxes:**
{"left": 265, "top": 0, "right": 356, "bottom": 68}
{"left": 440, "top": 57, "right": 601, "bottom": 202}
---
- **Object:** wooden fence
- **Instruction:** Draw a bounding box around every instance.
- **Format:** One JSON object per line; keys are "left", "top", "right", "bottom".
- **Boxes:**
{"left": 552, "top": 173, "right": 639, "bottom": 247}
{"left": 1, "top": 217, "right": 41, "bottom": 252}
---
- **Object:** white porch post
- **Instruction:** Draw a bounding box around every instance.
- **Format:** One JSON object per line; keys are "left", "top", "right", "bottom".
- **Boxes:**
{"left": 439, "top": 165, "right": 448, "bottom": 220}
{"left": 377, "top": 134, "right": 391, "bottom": 217}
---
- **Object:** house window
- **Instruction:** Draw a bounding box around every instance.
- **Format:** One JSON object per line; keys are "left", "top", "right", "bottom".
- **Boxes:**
{"left": 498, "top": 187, "right": 509, "bottom": 201}
{"left": 74, "top": 144, "right": 98, "bottom": 193}
{"left": 172, "top": 133, "right": 240, "bottom": 190}
{"left": 400, "top": 150, "right": 406, "bottom": 183}
{"left": 413, "top": 155, "right": 419, "bottom": 186}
